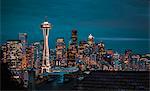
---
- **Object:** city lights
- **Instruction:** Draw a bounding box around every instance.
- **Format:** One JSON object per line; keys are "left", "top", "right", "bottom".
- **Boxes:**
{"left": 1, "top": 18, "right": 150, "bottom": 91}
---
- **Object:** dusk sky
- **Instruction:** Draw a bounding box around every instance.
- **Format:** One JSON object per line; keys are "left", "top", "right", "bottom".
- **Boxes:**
{"left": 1, "top": 0, "right": 150, "bottom": 53}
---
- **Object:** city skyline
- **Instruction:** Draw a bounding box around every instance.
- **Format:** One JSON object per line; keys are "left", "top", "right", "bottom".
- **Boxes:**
{"left": 1, "top": 0, "right": 150, "bottom": 54}
{"left": 1, "top": 0, "right": 150, "bottom": 90}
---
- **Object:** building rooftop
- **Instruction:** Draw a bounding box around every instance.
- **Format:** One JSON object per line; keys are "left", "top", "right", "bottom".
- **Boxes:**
{"left": 88, "top": 34, "right": 94, "bottom": 39}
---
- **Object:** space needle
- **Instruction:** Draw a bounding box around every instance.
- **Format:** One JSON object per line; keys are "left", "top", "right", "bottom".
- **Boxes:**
{"left": 40, "top": 17, "right": 51, "bottom": 73}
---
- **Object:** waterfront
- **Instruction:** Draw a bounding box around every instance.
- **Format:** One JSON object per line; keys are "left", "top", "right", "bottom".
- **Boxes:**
{"left": 36, "top": 71, "right": 150, "bottom": 91}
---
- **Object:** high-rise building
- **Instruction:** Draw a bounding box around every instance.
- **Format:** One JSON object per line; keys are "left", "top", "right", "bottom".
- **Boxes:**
{"left": 0, "top": 44, "right": 7, "bottom": 63}
{"left": 6, "top": 40, "right": 23, "bottom": 71}
{"left": 70, "top": 29, "right": 78, "bottom": 54}
{"left": 67, "top": 48, "right": 76, "bottom": 67}
{"left": 56, "top": 38, "right": 66, "bottom": 67}
{"left": 67, "top": 30, "right": 78, "bottom": 67}
{"left": 113, "top": 52, "right": 120, "bottom": 59}
{"left": 50, "top": 49, "right": 56, "bottom": 67}
{"left": 33, "top": 42, "right": 42, "bottom": 76}
{"left": 113, "top": 52, "right": 121, "bottom": 71}
{"left": 40, "top": 18, "right": 52, "bottom": 73}
{"left": 19, "top": 33, "right": 27, "bottom": 53}
{"left": 98, "top": 41, "right": 106, "bottom": 55}
{"left": 26, "top": 45, "right": 34, "bottom": 68}
{"left": 105, "top": 49, "right": 114, "bottom": 64}
{"left": 88, "top": 34, "right": 94, "bottom": 46}
{"left": 90, "top": 54, "right": 96, "bottom": 61}
{"left": 19, "top": 33, "right": 28, "bottom": 69}
{"left": 71, "top": 29, "right": 78, "bottom": 47}
{"left": 98, "top": 41, "right": 105, "bottom": 52}
{"left": 78, "top": 41, "right": 87, "bottom": 59}
{"left": 124, "top": 49, "right": 132, "bottom": 69}
{"left": 125, "top": 49, "right": 132, "bottom": 60}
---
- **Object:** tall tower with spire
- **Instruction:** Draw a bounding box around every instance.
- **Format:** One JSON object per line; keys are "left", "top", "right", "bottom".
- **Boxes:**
{"left": 40, "top": 17, "right": 52, "bottom": 73}
{"left": 88, "top": 34, "right": 94, "bottom": 46}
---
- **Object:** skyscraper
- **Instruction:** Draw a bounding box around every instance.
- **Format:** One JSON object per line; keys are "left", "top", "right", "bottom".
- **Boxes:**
{"left": 40, "top": 18, "right": 52, "bottom": 73}
{"left": 0, "top": 44, "right": 7, "bottom": 63}
{"left": 67, "top": 30, "right": 78, "bottom": 67}
{"left": 56, "top": 38, "right": 66, "bottom": 67}
{"left": 88, "top": 34, "right": 94, "bottom": 46}
{"left": 71, "top": 29, "right": 78, "bottom": 47}
{"left": 98, "top": 41, "right": 106, "bottom": 60}
{"left": 19, "top": 33, "right": 27, "bottom": 53}
{"left": 78, "top": 41, "right": 87, "bottom": 60}
{"left": 6, "top": 40, "right": 23, "bottom": 71}
{"left": 19, "top": 33, "right": 28, "bottom": 69}
{"left": 26, "top": 45, "right": 34, "bottom": 68}
{"left": 33, "top": 42, "right": 41, "bottom": 76}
